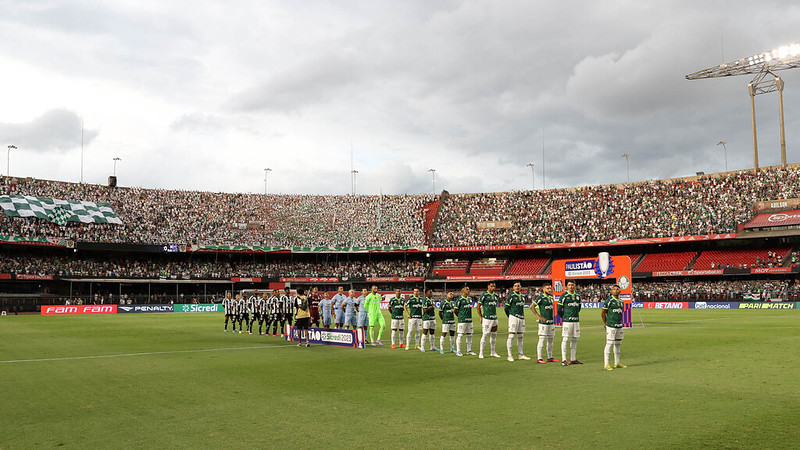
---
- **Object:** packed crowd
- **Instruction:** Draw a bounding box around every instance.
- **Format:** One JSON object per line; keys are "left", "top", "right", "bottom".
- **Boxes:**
{"left": 0, "top": 253, "right": 428, "bottom": 279}
{"left": 0, "top": 177, "right": 432, "bottom": 247}
{"left": 431, "top": 166, "right": 800, "bottom": 245}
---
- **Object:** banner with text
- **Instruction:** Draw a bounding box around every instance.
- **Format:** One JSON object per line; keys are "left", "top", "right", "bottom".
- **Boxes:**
{"left": 285, "top": 326, "right": 365, "bottom": 348}
{"left": 41, "top": 305, "right": 118, "bottom": 315}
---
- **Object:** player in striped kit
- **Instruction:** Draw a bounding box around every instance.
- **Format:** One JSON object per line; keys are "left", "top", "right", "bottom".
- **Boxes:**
{"left": 223, "top": 292, "right": 234, "bottom": 332}
{"left": 267, "top": 289, "right": 282, "bottom": 336}
{"left": 280, "top": 289, "right": 293, "bottom": 335}
{"left": 256, "top": 292, "right": 268, "bottom": 335}
{"left": 245, "top": 291, "right": 256, "bottom": 334}
{"left": 235, "top": 294, "right": 246, "bottom": 334}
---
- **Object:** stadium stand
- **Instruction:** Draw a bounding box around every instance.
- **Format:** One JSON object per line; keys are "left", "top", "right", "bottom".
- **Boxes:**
{"left": 635, "top": 252, "right": 697, "bottom": 272}
{"left": 506, "top": 257, "right": 551, "bottom": 276}
{"left": 431, "top": 259, "right": 469, "bottom": 276}
{"left": 468, "top": 258, "right": 507, "bottom": 276}
{"left": 692, "top": 248, "right": 790, "bottom": 269}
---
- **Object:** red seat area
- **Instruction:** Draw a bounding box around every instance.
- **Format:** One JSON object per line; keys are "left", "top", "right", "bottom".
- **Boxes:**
{"left": 469, "top": 258, "right": 507, "bottom": 276}
{"left": 693, "top": 248, "right": 789, "bottom": 269}
{"left": 432, "top": 259, "right": 469, "bottom": 276}
{"left": 636, "top": 252, "right": 696, "bottom": 272}
{"left": 507, "top": 258, "right": 550, "bottom": 276}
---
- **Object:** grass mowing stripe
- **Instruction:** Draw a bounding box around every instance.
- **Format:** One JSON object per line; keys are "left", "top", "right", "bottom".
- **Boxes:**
{"left": 0, "top": 343, "right": 296, "bottom": 364}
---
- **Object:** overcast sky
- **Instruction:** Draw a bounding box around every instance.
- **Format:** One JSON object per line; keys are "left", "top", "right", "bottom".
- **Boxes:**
{"left": 1, "top": 1, "right": 799, "bottom": 195}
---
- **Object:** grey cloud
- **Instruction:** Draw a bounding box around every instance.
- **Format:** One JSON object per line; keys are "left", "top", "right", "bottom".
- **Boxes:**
{"left": 0, "top": 109, "right": 97, "bottom": 153}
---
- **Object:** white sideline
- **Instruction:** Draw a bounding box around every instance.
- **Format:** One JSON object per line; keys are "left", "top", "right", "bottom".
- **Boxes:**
{"left": 0, "top": 343, "right": 296, "bottom": 364}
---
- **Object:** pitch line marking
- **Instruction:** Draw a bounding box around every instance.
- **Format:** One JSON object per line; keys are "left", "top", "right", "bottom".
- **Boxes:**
{"left": 0, "top": 343, "right": 296, "bottom": 364}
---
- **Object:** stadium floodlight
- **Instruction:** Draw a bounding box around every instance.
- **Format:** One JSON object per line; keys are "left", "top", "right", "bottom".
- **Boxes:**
{"left": 428, "top": 168, "right": 436, "bottom": 194}
{"left": 112, "top": 157, "right": 121, "bottom": 177}
{"left": 525, "top": 163, "right": 535, "bottom": 190}
{"left": 620, "top": 153, "right": 630, "bottom": 183}
{"left": 716, "top": 141, "right": 728, "bottom": 172}
{"left": 263, "top": 168, "right": 272, "bottom": 195}
{"left": 687, "top": 40, "right": 800, "bottom": 171}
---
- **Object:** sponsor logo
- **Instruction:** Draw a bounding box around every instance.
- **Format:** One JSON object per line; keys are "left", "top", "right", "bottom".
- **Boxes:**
{"left": 693, "top": 302, "right": 732, "bottom": 309}
{"left": 16, "top": 274, "right": 55, "bottom": 281}
{"left": 738, "top": 302, "right": 795, "bottom": 309}
{"left": 42, "top": 305, "right": 117, "bottom": 315}
{"left": 174, "top": 304, "right": 221, "bottom": 313}
{"left": 644, "top": 302, "right": 688, "bottom": 309}
{"left": 767, "top": 213, "right": 800, "bottom": 223}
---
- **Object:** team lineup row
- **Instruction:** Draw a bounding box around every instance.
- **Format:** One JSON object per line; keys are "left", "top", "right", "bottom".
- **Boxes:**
{"left": 223, "top": 281, "right": 627, "bottom": 370}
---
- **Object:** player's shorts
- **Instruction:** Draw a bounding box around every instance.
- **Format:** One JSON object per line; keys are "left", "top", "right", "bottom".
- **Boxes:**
{"left": 562, "top": 322, "right": 581, "bottom": 338}
{"left": 391, "top": 319, "right": 405, "bottom": 330}
{"left": 295, "top": 317, "right": 309, "bottom": 330}
{"left": 253, "top": 313, "right": 262, "bottom": 321}
{"left": 407, "top": 318, "right": 422, "bottom": 331}
{"left": 457, "top": 322, "right": 474, "bottom": 334}
{"left": 225, "top": 313, "right": 232, "bottom": 318}
{"left": 605, "top": 326, "right": 624, "bottom": 342}
{"left": 345, "top": 314, "right": 356, "bottom": 327}
{"left": 441, "top": 323, "right": 454, "bottom": 333}
{"left": 482, "top": 318, "right": 498, "bottom": 333}
{"left": 322, "top": 316, "right": 332, "bottom": 326}
{"left": 334, "top": 313, "right": 344, "bottom": 324}
{"left": 423, "top": 319, "right": 436, "bottom": 330}
{"left": 508, "top": 316, "right": 525, "bottom": 333}
{"left": 538, "top": 324, "right": 555, "bottom": 338}
{"left": 358, "top": 314, "right": 369, "bottom": 327}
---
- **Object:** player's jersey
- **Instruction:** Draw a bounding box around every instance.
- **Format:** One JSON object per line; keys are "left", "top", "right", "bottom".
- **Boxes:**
{"left": 245, "top": 296, "right": 256, "bottom": 314}
{"left": 223, "top": 297, "right": 232, "bottom": 314}
{"left": 479, "top": 292, "right": 499, "bottom": 320}
{"left": 405, "top": 295, "right": 423, "bottom": 319}
{"left": 308, "top": 293, "right": 321, "bottom": 317}
{"left": 255, "top": 296, "right": 266, "bottom": 314}
{"left": 237, "top": 299, "right": 246, "bottom": 315}
{"left": 279, "top": 295, "right": 291, "bottom": 315}
{"left": 357, "top": 296, "right": 368, "bottom": 319}
{"left": 388, "top": 296, "right": 405, "bottom": 320}
{"left": 559, "top": 291, "right": 582, "bottom": 322}
{"left": 505, "top": 292, "right": 526, "bottom": 319}
{"left": 454, "top": 296, "right": 473, "bottom": 323}
{"left": 535, "top": 294, "right": 555, "bottom": 325}
{"left": 422, "top": 297, "right": 436, "bottom": 321}
{"left": 365, "top": 293, "right": 382, "bottom": 315}
{"left": 603, "top": 296, "right": 623, "bottom": 328}
{"left": 440, "top": 299, "right": 455, "bottom": 324}
{"left": 332, "top": 293, "right": 346, "bottom": 315}
{"left": 268, "top": 296, "right": 280, "bottom": 315}
{"left": 320, "top": 298, "right": 333, "bottom": 317}
{"left": 343, "top": 296, "right": 357, "bottom": 316}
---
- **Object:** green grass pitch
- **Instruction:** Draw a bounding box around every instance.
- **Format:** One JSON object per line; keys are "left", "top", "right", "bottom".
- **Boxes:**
{"left": 1, "top": 309, "right": 798, "bottom": 449}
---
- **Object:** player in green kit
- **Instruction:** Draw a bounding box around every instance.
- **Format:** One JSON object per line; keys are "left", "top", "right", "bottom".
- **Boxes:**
{"left": 438, "top": 292, "right": 457, "bottom": 354}
{"left": 404, "top": 288, "right": 424, "bottom": 351}
{"left": 477, "top": 282, "right": 501, "bottom": 359}
{"left": 365, "top": 285, "right": 385, "bottom": 346}
{"left": 504, "top": 282, "right": 531, "bottom": 362}
{"left": 453, "top": 286, "right": 475, "bottom": 356}
{"left": 531, "top": 283, "right": 558, "bottom": 364}
{"left": 421, "top": 289, "right": 439, "bottom": 352}
{"left": 602, "top": 284, "right": 627, "bottom": 371}
{"left": 558, "top": 280, "right": 582, "bottom": 365}
{"left": 388, "top": 288, "right": 406, "bottom": 349}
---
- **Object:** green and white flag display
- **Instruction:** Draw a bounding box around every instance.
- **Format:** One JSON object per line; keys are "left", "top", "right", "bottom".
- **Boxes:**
{"left": 0, "top": 195, "right": 123, "bottom": 225}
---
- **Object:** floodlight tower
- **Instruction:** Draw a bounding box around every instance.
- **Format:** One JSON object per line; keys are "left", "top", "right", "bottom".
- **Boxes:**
{"left": 687, "top": 40, "right": 800, "bottom": 172}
